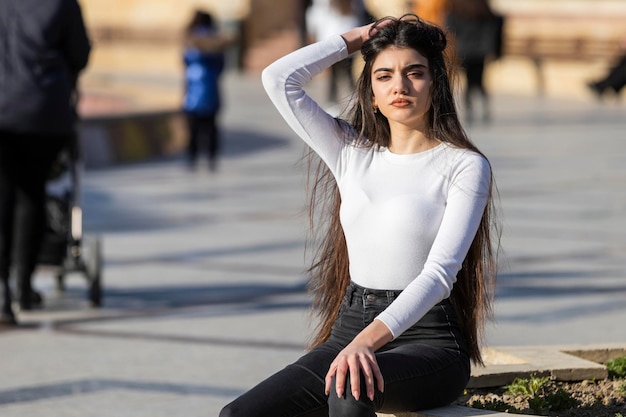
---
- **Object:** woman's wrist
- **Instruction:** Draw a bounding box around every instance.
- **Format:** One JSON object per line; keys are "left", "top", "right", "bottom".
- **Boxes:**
{"left": 340, "top": 25, "right": 371, "bottom": 54}
{"left": 354, "top": 319, "right": 393, "bottom": 351}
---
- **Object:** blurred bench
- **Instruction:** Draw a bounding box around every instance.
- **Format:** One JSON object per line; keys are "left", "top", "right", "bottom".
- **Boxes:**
{"left": 504, "top": 35, "right": 622, "bottom": 94}
{"left": 501, "top": 13, "right": 625, "bottom": 94}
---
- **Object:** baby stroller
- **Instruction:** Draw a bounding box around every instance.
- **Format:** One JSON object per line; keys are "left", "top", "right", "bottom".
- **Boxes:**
{"left": 38, "top": 132, "right": 102, "bottom": 307}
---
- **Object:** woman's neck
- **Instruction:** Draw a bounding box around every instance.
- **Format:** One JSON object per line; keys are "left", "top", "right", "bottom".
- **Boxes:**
{"left": 388, "top": 126, "right": 439, "bottom": 154}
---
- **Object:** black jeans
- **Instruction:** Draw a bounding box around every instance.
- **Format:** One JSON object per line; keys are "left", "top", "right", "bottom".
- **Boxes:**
{"left": 462, "top": 57, "right": 489, "bottom": 121}
{"left": 220, "top": 281, "right": 470, "bottom": 417}
{"left": 0, "top": 130, "right": 68, "bottom": 308}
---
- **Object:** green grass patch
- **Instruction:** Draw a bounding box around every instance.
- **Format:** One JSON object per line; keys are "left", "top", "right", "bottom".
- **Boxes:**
{"left": 606, "top": 356, "right": 626, "bottom": 379}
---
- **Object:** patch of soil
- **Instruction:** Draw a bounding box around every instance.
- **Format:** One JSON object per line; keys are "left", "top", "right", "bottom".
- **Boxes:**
{"left": 454, "top": 379, "right": 626, "bottom": 416}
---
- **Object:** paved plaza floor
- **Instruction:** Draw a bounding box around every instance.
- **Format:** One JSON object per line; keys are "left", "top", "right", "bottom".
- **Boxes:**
{"left": 0, "top": 69, "right": 625, "bottom": 416}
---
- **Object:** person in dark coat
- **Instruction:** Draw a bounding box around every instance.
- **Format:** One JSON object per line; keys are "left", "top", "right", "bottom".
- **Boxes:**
{"left": 0, "top": 0, "right": 91, "bottom": 325}
{"left": 446, "top": 0, "right": 503, "bottom": 123}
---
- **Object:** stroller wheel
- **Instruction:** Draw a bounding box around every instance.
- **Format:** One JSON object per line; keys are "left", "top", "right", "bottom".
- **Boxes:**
{"left": 84, "top": 235, "right": 103, "bottom": 307}
{"left": 56, "top": 273, "right": 66, "bottom": 293}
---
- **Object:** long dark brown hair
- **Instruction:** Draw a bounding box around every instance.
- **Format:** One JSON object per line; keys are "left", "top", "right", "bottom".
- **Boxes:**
{"left": 306, "top": 14, "right": 499, "bottom": 365}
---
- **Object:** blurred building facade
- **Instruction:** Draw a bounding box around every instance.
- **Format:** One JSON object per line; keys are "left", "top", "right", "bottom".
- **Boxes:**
{"left": 80, "top": 0, "right": 626, "bottom": 73}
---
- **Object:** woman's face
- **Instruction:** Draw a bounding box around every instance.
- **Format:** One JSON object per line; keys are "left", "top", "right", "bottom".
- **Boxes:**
{"left": 370, "top": 46, "right": 432, "bottom": 130}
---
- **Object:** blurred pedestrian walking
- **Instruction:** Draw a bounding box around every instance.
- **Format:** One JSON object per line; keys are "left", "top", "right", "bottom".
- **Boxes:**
{"left": 182, "top": 10, "right": 232, "bottom": 172}
{"left": 412, "top": 0, "right": 448, "bottom": 26}
{"left": 587, "top": 37, "right": 626, "bottom": 99}
{"left": 445, "top": 0, "right": 503, "bottom": 124}
{"left": 297, "top": 0, "right": 314, "bottom": 47}
{"left": 0, "top": 0, "right": 90, "bottom": 325}
{"left": 307, "top": 0, "right": 365, "bottom": 103}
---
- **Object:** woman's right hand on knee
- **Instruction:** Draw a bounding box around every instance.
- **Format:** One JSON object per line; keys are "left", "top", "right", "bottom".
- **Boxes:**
{"left": 324, "top": 320, "right": 392, "bottom": 401}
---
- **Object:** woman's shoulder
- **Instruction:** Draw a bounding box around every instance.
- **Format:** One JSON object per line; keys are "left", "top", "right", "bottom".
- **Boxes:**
{"left": 440, "top": 142, "right": 486, "bottom": 159}
{"left": 440, "top": 143, "right": 491, "bottom": 173}
{"left": 331, "top": 118, "right": 367, "bottom": 149}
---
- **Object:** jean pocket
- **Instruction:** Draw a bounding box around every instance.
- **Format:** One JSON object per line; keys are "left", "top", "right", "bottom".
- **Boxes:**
{"left": 332, "top": 294, "right": 351, "bottom": 328}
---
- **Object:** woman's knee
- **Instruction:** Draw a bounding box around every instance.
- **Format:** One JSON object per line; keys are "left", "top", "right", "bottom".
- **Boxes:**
{"left": 218, "top": 401, "right": 237, "bottom": 417}
{"left": 219, "top": 400, "right": 253, "bottom": 417}
{"left": 327, "top": 375, "right": 377, "bottom": 417}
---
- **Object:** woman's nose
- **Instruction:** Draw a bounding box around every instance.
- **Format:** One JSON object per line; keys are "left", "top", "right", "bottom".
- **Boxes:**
{"left": 392, "top": 76, "right": 408, "bottom": 94}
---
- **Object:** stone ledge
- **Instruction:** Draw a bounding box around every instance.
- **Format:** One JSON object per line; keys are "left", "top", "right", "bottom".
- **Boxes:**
{"left": 377, "top": 405, "right": 535, "bottom": 416}
{"left": 376, "top": 343, "right": 626, "bottom": 417}
{"left": 469, "top": 343, "right": 626, "bottom": 388}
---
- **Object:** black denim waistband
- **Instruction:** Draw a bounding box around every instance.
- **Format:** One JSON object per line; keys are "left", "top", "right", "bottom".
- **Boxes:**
{"left": 346, "top": 281, "right": 402, "bottom": 302}
{"left": 345, "top": 280, "right": 450, "bottom": 306}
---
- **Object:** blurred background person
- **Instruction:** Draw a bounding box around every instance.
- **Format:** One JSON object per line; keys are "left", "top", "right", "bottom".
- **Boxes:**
{"left": 446, "top": 0, "right": 503, "bottom": 124}
{"left": 297, "top": 0, "right": 314, "bottom": 47}
{"left": 182, "top": 9, "right": 231, "bottom": 172}
{"left": 364, "top": 0, "right": 412, "bottom": 20}
{"left": 587, "top": 36, "right": 626, "bottom": 99}
{"left": 306, "top": 0, "right": 365, "bottom": 104}
{"left": 0, "top": 0, "right": 90, "bottom": 324}
{"left": 412, "top": 0, "right": 448, "bottom": 26}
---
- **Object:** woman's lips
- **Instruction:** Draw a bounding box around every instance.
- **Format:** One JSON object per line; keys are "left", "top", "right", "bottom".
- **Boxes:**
{"left": 391, "top": 99, "right": 410, "bottom": 107}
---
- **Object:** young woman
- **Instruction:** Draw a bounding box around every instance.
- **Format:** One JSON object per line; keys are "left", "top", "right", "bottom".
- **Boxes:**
{"left": 220, "top": 14, "right": 498, "bottom": 417}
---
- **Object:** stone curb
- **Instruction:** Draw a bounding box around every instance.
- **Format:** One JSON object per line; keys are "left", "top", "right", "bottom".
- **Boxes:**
{"left": 470, "top": 343, "right": 626, "bottom": 388}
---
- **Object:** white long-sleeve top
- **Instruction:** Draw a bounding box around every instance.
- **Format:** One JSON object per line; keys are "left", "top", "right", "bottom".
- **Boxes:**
{"left": 261, "top": 35, "right": 491, "bottom": 339}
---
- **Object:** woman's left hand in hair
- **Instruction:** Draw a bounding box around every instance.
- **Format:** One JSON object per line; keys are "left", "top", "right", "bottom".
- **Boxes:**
{"left": 341, "top": 18, "right": 395, "bottom": 54}
{"left": 324, "top": 319, "right": 393, "bottom": 401}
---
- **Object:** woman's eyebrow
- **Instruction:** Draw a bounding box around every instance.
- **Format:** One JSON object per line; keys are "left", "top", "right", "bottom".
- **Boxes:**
{"left": 405, "top": 63, "right": 428, "bottom": 70}
{"left": 373, "top": 63, "right": 428, "bottom": 73}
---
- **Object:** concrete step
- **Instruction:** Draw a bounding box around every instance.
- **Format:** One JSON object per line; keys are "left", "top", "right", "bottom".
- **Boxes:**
{"left": 378, "top": 405, "right": 534, "bottom": 416}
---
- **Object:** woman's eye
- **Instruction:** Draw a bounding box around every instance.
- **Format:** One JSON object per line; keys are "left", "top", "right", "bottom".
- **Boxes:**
{"left": 376, "top": 75, "right": 391, "bottom": 81}
{"left": 408, "top": 71, "right": 423, "bottom": 78}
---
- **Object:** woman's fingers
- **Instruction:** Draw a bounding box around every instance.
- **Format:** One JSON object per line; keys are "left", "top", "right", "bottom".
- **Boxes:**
{"left": 357, "top": 352, "right": 385, "bottom": 401}
{"left": 349, "top": 355, "right": 361, "bottom": 399}
{"left": 358, "top": 355, "right": 375, "bottom": 401}
{"left": 334, "top": 359, "right": 349, "bottom": 397}
{"left": 325, "top": 358, "right": 349, "bottom": 397}
{"left": 325, "top": 356, "right": 352, "bottom": 398}
{"left": 325, "top": 352, "right": 384, "bottom": 402}
{"left": 324, "top": 362, "right": 337, "bottom": 395}
{"left": 369, "top": 355, "right": 385, "bottom": 399}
